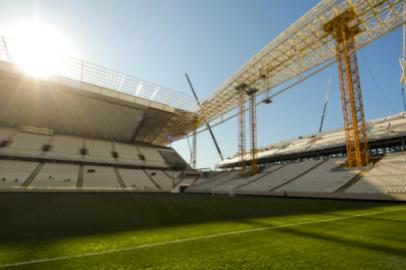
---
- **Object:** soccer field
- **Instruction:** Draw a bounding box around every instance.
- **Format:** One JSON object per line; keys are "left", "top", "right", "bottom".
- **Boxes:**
{"left": 0, "top": 193, "right": 405, "bottom": 269}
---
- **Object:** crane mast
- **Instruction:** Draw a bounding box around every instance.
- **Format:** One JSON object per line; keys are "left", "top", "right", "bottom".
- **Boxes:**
{"left": 197, "top": 0, "right": 405, "bottom": 124}
{"left": 324, "top": 9, "right": 369, "bottom": 167}
{"left": 237, "top": 87, "right": 247, "bottom": 176}
{"left": 195, "top": 0, "right": 404, "bottom": 170}
{"left": 247, "top": 88, "right": 258, "bottom": 176}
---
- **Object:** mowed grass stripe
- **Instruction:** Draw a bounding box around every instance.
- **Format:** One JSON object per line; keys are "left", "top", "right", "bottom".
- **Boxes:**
{"left": 1, "top": 208, "right": 405, "bottom": 269}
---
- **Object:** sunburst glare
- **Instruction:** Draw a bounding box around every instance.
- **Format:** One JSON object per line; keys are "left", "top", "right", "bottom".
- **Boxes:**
{"left": 6, "top": 20, "right": 73, "bottom": 77}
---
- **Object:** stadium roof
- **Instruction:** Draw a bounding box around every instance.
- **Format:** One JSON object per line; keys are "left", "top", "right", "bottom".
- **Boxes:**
{"left": 0, "top": 41, "right": 197, "bottom": 145}
{"left": 1, "top": 0, "right": 404, "bottom": 145}
{"left": 198, "top": 0, "right": 405, "bottom": 123}
{"left": 218, "top": 112, "right": 406, "bottom": 168}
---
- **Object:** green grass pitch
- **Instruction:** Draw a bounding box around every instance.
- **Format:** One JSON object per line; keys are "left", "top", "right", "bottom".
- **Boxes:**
{"left": 0, "top": 192, "right": 405, "bottom": 269}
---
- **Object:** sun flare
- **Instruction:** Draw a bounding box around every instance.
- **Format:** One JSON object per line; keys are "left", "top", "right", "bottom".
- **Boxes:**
{"left": 6, "top": 21, "right": 73, "bottom": 77}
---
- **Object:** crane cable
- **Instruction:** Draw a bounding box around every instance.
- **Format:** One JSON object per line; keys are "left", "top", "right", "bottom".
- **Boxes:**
{"left": 359, "top": 51, "right": 395, "bottom": 114}
{"left": 185, "top": 59, "right": 337, "bottom": 139}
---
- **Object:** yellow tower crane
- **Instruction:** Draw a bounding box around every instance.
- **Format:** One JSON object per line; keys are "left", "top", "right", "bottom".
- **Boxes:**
{"left": 323, "top": 9, "right": 369, "bottom": 167}
{"left": 197, "top": 0, "right": 404, "bottom": 170}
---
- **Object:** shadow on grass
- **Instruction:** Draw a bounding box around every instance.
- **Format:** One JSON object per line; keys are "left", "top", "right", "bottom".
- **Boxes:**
{"left": 279, "top": 223, "right": 406, "bottom": 257}
{"left": 0, "top": 192, "right": 400, "bottom": 244}
{"left": 360, "top": 216, "right": 406, "bottom": 224}
{"left": 240, "top": 212, "right": 406, "bottom": 258}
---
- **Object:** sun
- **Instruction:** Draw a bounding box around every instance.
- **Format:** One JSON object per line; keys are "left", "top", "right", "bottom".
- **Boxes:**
{"left": 6, "top": 21, "right": 73, "bottom": 77}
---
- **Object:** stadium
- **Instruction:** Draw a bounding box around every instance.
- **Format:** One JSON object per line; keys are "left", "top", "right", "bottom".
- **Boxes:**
{"left": 0, "top": 0, "right": 405, "bottom": 269}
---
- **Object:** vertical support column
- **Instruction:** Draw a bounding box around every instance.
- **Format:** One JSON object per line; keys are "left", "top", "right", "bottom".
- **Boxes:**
{"left": 238, "top": 91, "right": 247, "bottom": 176}
{"left": 350, "top": 38, "right": 369, "bottom": 166}
{"left": 249, "top": 94, "right": 257, "bottom": 175}
{"left": 324, "top": 9, "right": 368, "bottom": 167}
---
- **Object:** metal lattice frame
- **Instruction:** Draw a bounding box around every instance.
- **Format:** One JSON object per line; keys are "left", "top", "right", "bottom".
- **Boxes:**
{"left": 198, "top": 0, "right": 405, "bottom": 123}
{"left": 249, "top": 94, "right": 258, "bottom": 175}
{"left": 325, "top": 9, "right": 369, "bottom": 167}
{"left": 238, "top": 92, "right": 247, "bottom": 176}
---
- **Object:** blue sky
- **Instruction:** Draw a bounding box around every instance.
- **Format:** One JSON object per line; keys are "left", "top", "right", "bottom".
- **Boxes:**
{"left": 0, "top": 0, "right": 404, "bottom": 168}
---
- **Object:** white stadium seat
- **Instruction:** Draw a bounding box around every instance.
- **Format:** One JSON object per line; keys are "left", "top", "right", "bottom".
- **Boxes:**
{"left": 118, "top": 169, "right": 158, "bottom": 191}
{"left": 0, "top": 127, "right": 169, "bottom": 168}
{"left": 31, "top": 163, "right": 79, "bottom": 189}
{"left": 213, "top": 170, "right": 278, "bottom": 193}
{"left": 114, "top": 143, "right": 145, "bottom": 166}
{"left": 145, "top": 169, "right": 173, "bottom": 191}
{"left": 0, "top": 160, "right": 39, "bottom": 188}
{"left": 186, "top": 171, "right": 239, "bottom": 193}
{"left": 45, "top": 135, "right": 83, "bottom": 160}
{"left": 82, "top": 166, "right": 121, "bottom": 189}
{"left": 276, "top": 159, "right": 359, "bottom": 193}
{"left": 346, "top": 153, "right": 406, "bottom": 194}
{"left": 1, "top": 132, "right": 50, "bottom": 157}
{"left": 85, "top": 139, "right": 115, "bottom": 163}
{"left": 138, "top": 146, "right": 168, "bottom": 167}
{"left": 238, "top": 160, "right": 322, "bottom": 192}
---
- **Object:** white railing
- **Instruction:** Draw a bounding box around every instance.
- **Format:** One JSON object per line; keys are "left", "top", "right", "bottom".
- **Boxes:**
{"left": 0, "top": 35, "right": 196, "bottom": 112}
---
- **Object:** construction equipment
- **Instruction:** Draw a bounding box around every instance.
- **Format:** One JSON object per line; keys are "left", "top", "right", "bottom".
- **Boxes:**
{"left": 192, "top": 0, "right": 404, "bottom": 170}
{"left": 185, "top": 73, "right": 225, "bottom": 168}
{"left": 261, "top": 74, "right": 273, "bottom": 104}
{"left": 319, "top": 76, "right": 332, "bottom": 133}
{"left": 323, "top": 9, "right": 368, "bottom": 167}
{"left": 236, "top": 83, "right": 248, "bottom": 176}
{"left": 235, "top": 84, "right": 258, "bottom": 176}
{"left": 247, "top": 88, "right": 258, "bottom": 176}
{"left": 197, "top": 0, "right": 405, "bottom": 124}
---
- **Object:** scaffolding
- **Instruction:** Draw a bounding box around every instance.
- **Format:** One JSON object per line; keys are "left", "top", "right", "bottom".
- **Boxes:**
{"left": 324, "top": 9, "right": 368, "bottom": 167}
{"left": 238, "top": 91, "right": 247, "bottom": 176}
{"left": 198, "top": 0, "right": 405, "bottom": 124}
{"left": 249, "top": 91, "right": 258, "bottom": 175}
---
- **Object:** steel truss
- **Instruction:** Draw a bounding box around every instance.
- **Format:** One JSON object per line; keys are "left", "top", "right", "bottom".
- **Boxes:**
{"left": 324, "top": 9, "right": 369, "bottom": 167}
{"left": 238, "top": 91, "right": 247, "bottom": 176}
{"left": 249, "top": 94, "right": 258, "bottom": 175}
{"left": 198, "top": 0, "right": 405, "bottom": 123}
